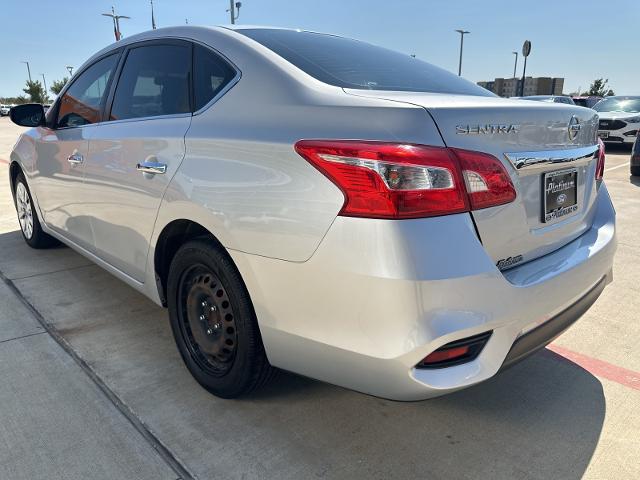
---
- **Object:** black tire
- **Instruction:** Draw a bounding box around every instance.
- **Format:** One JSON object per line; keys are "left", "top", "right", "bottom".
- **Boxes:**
{"left": 167, "top": 238, "right": 273, "bottom": 398}
{"left": 12, "top": 172, "right": 57, "bottom": 248}
{"left": 631, "top": 165, "right": 640, "bottom": 177}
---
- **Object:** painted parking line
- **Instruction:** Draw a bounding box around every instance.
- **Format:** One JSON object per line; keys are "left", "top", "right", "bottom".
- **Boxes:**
{"left": 0, "top": 158, "right": 8, "bottom": 165}
{"left": 547, "top": 343, "right": 640, "bottom": 391}
{"left": 604, "top": 161, "right": 630, "bottom": 173}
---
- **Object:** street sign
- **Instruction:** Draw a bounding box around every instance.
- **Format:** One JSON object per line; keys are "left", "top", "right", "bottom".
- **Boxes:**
{"left": 522, "top": 40, "right": 532, "bottom": 57}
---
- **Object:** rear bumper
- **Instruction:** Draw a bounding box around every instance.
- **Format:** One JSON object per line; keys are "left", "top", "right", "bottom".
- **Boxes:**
{"left": 500, "top": 275, "right": 607, "bottom": 371}
{"left": 231, "top": 183, "right": 616, "bottom": 400}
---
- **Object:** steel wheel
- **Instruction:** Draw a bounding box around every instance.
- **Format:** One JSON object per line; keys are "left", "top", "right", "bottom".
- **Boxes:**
{"left": 16, "top": 181, "right": 34, "bottom": 239}
{"left": 177, "top": 264, "right": 239, "bottom": 376}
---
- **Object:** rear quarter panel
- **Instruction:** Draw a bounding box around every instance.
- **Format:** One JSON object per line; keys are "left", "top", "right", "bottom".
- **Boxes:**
{"left": 155, "top": 28, "right": 446, "bottom": 261}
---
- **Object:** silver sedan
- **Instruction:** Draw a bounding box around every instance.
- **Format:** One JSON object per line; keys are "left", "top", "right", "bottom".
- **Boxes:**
{"left": 8, "top": 26, "right": 616, "bottom": 400}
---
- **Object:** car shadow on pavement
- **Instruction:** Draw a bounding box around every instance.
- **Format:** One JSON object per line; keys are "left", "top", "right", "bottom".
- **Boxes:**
{"left": 0, "top": 229, "right": 606, "bottom": 480}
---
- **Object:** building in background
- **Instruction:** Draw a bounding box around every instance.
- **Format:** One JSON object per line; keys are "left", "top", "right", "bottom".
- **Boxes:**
{"left": 477, "top": 77, "right": 564, "bottom": 97}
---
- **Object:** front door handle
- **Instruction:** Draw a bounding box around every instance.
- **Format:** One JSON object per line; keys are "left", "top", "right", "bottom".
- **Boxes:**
{"left": 136, "top": 160, "right": 167, "bottom": 175}
{"left": 67, "top": 153, "right": 84, "bottom": 165}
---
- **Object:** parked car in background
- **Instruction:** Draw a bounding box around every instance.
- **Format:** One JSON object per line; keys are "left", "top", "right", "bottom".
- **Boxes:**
{"left": 572, "top": 96, "right": 602, "bottom": 109}
{"left": 521, "top": 95, "right": 576, "bottom": 105}
{"left": 594, "top": 96, "right": 640, "bottom": 144}
{"left": 7, "top": 26, "right": 616, "bottom": 401}
{"left": 0, "top": 104, "right": 11, "bottom": 116}
{"left": 631, "top": 133, "right": 640, "bottom": 176}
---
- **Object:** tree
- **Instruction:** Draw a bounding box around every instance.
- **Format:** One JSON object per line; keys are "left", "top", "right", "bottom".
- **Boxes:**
{"left": 22, "top": 80, "right": 47, "bottom": 103}
{"left": 0, "top": 96, "right": 28, "bottom": 105}
{"left": 585, "top": 78, "right": 615, "bottom": 97}
{"left": 50, "top": 77, "right": 68, "bottom": 96}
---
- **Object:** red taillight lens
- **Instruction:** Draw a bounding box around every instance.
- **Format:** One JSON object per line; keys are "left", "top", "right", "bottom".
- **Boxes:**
{"left": 295, "top": 140, "right": 515, "bottom": 219}
{"left": 453, "top": 148, "right": 517, "bottom": 209}
{"left": 595, "top": 138, "right": 606, "bottom": 182}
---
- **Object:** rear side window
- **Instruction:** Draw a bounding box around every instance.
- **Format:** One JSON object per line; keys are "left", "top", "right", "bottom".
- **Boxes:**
{"left": 110, "top": 44, "right": 191, "bottom": 120}
{"left": 239, "top": 29, "right": 492, "bottom": 96}
{"left": 57, "top": 53, "right": 118, "bottom": 128}
{"left": 193, "top": 44, "right": 236, "bottom": 111}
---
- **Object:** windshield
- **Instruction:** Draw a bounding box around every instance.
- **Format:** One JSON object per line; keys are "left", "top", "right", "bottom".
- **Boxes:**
{"left": 239, "top": 29, "right": 493, "bottom": 96}
{"left": 593, "top": 98, "right": 640, "bottom": 113}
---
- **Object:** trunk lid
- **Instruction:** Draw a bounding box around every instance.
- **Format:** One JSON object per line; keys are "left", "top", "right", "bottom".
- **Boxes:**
{"left": 344, "top": 90, "right": 601, "bottom": 269}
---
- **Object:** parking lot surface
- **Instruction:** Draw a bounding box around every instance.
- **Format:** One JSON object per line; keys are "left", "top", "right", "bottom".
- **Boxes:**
{"left": 1, "top": 116, "right": 639, "bottom": 479}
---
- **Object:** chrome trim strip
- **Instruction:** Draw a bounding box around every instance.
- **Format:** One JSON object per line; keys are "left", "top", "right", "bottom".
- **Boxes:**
{"left": 505, "top": 145, "right": 599, "bottom": 170}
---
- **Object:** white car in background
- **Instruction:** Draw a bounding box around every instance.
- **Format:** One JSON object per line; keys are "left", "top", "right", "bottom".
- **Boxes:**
{"left": 0, "top": 105, "right": 11, "bottom": 116}
{"left": 594, "top": 96, "right": 640, "bottom": 144}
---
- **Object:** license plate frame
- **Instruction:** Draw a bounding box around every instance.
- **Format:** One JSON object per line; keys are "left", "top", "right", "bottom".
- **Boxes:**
{"left": 542, "top": 168, "right": 578, "bottom": 223}
{"left": 597, "top": 130, "right": 609, "bottom": 139}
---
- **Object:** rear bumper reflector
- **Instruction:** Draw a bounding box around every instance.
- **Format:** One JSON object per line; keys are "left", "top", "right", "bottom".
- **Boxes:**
{"left": 417, "top": 331, "right": 493, "bottom": 369}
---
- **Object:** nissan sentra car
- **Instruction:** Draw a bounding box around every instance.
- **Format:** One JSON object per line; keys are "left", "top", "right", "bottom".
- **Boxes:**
{"left": 8, "top": 26, "right": 616, "bottom": 400}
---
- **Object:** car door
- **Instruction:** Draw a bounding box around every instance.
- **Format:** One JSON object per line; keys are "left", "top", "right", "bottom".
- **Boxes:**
{"left": 32, "top": 52, "right": 120, "bottom": 251}
{"left": 82, "top": 40, "right": 192, "bottom": 282}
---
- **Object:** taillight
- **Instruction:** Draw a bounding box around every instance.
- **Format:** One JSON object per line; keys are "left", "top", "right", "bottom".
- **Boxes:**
{"left": 452, "top": 148, "right": 517, "bottom": 209}
{"left": 595, "top": 138, "right": 605, "bottom": 182}
{"left": 295, "top": 140, "right": 515, "bottom": 219}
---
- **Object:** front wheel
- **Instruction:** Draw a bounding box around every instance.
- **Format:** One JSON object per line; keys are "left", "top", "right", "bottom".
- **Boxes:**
{"left": 167, "top": 239, "right": 274, "bottom": 398}
{"left": 13, "top": 172, "right": 57, "bottom": 248}
{"left": 631, "top": 165, "right": 640, "bottom": 177}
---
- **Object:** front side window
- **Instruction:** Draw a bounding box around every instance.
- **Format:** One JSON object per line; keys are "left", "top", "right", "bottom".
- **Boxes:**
{"left": 57, "top": 53, "right": 119, "bottom": 128}
{"left": 110, "top": 44, "right": 191, "bottom": 121}
{"left": 193, "top": 44, "right": 236, "bottom": 111}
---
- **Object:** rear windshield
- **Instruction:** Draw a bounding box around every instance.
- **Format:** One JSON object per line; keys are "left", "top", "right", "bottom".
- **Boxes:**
{"left": 593, "top": 98, "right": 640, "bottom": 113}
{"left": 239, "top": 29, "right": 493, "bottom": 96}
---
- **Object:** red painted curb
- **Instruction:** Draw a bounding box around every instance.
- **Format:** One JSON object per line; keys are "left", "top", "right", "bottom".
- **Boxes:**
{"left": 548, "top": 344, "right": 640, "bottom": 392}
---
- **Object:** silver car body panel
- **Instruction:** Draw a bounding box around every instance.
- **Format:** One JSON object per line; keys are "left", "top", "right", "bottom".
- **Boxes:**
{"left": 343, "top": 89, "right": 602, "bottom": 267}
{"left": 230, "top": 183, "right": 615, "bottom": 399}
{"left": 83, "top": 115, "right": 191, "bottom": 282}
{"left": 9, "top": 26, "right": 617, "bottom": 400}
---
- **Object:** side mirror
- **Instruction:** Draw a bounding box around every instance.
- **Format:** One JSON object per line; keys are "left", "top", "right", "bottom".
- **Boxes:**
{"left": 10, "top": 103, "right": 45, "bottom": 127}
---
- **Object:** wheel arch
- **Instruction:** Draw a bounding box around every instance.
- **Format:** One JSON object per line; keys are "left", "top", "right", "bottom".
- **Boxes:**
{"left": 9, "top": 160, "right": 23, "bottom": 197}
{"left": 153, "top": 219, "right": 225, "bottom": 306}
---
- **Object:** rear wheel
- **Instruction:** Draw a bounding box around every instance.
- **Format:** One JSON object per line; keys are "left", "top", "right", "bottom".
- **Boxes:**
{"left": 167, "top": 239, "right": 273, "bottom": 398}
{"left": 631, "top": 166, "right": 640, "bottom": 177}
{"left": 13, "top": 172, "right": 57, "bottom": 248}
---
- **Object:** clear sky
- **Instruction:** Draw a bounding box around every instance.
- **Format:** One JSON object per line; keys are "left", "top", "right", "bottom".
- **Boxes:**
{"left": 0, "top": 0, "right": 636, "bottom": 98}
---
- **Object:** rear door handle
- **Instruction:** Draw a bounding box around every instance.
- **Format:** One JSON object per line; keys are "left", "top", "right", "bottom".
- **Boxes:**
{"left": 67, "top": 153, "right": 84, "bottom": 165}
{"left": 136, "top": 160, "right": 167, "bottom": 175}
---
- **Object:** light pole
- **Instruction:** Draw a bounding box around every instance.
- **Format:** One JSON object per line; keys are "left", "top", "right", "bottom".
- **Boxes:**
{"left": 151, "top": 0, "right": 157, "bottom": 29}
{"left": 41, "top": 74, "right": 48, "bottom": 102}
{"left": 455, "top": 29, "right": 470, "bottom": 76}
{"left": 66, "top": 66, "right": 74, "bottom": 76}
{"left": 21, "top": 61, "right": 32, "bottom": 82}
{"left": 512, "top": 51, "right": 518, "bottom": 78}
{"left": 102, "top": 6, "right": 130, "bottom": 41}
{"left": 227, "top": 1, "right": 242, "bottom": 24}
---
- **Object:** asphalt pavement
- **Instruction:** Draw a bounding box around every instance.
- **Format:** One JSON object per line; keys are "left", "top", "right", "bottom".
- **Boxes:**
{"left": 0, "top": 116, "right": 638, "bottom": 480}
